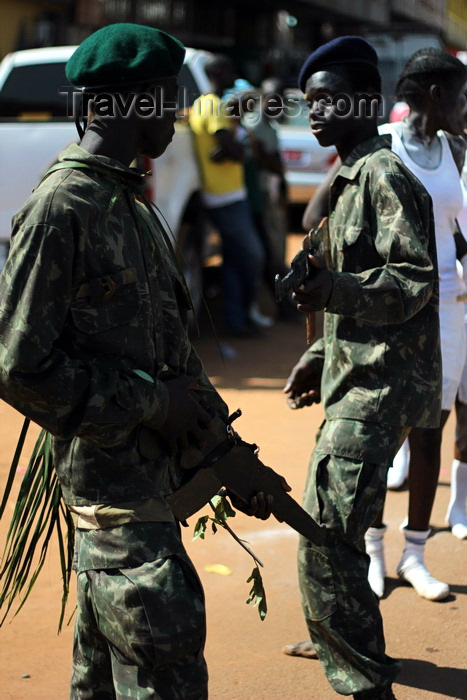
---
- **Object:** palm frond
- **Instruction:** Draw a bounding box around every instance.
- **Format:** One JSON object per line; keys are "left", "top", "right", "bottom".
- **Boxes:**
{"left": 0, "top": 420, "right": 74, "bottom": 632}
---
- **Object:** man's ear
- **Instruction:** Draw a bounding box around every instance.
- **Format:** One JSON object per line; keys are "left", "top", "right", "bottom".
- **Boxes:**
{"left": 428, "top": 83, "right": 442, "bottom": 103}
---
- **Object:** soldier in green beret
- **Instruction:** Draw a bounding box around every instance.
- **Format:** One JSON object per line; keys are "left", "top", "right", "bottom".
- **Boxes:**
{"left": 0, "top": 23, "right": 276, "bottom": 699}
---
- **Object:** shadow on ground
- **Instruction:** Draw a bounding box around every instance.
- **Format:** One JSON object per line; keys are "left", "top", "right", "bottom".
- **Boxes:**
{"left": 397, "top": 658, "right": 467, "bottom": 698}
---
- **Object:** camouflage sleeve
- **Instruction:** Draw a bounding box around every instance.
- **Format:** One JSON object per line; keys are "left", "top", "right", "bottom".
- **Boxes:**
{"left": 326, "top": 169, "right": 435, "bottom": 325}
{"left": 185, "top": 345, "right": 229, "bottom": 421}
{"left": 0, "top": 223, "right": 169, "bottom": 444}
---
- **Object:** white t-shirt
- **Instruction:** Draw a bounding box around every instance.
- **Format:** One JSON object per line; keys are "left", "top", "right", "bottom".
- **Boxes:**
{"left": 379, "top": 122, "right": 464, "bottom": 301}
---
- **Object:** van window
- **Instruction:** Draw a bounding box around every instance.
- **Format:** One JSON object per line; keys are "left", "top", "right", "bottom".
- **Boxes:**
{"left": 0, "top": 61, "right": 202, "bottom": 121}
{"left": 0, "top": 63, "right": 74, "bottom": 120}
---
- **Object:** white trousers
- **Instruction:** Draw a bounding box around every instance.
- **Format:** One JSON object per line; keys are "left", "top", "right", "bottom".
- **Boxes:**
{"left": 440, "top": 299, "right": 466, "bottom": 411}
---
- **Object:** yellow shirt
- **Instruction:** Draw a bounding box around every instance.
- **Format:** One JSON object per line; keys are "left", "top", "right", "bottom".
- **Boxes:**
{"left": 189, "top": 93, "right": 244, "bottom": 197}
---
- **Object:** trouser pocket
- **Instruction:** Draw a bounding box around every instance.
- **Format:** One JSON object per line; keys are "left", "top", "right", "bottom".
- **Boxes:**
{"left": 298, "top": 543, "right": 337, "bottom": 622}
{"left": 88, "top": 553, "right": 206, "bottom": 670}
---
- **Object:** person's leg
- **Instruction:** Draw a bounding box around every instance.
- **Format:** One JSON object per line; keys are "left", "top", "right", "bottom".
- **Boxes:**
{"left": 447, "top": 396, "right": 467, "bottom": 538}
{"left": 405, "top": 411, "right": 449, "bottom": 530}
{"left": 298, "top": 448, "right": 401, "bottom": 697}
{"left": 365, "top": 522, "right": 387, "bottom": 599}
{"left": 73, "top": 523, "right": 208, "bottom": 700}
{"left": 365, "top": 432, "right": 412, "bottom": 598}
{"left": 387, "top": 438, "right": 410, "bottom": 490}
{"left": 440, "top": 299, "right": 467, "bottom": 538}
{"left": 208, "top": 200, "right": 265, "bottom": 332}
{"left": 70, "top": 571, "right": 116, "bottom": 699}
{"left": 89, "top": 552, "right": 207, "bottom": 700}
{"left": 396, "top": 411, "right": 450, "bottom": 600}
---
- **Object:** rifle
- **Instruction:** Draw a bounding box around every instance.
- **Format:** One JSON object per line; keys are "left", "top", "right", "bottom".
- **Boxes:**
{"left": 275, "top": 217, "right": 329, "bottom": 344}
{"left": 165, "top": 410, "right": 325, "bottom": 546}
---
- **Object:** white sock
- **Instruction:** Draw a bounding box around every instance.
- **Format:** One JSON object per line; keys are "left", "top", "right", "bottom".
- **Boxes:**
{"left": 446, "top": 459, "right": 467, "bottom": 539}
{"left": 365, "top": 526, "right": 386, "bottom": 598}
{"left": 387, "top": 438, "right": 410, "bottom": 489}
{"left": 397, "top": 527, "right": 449, "bottom": 601}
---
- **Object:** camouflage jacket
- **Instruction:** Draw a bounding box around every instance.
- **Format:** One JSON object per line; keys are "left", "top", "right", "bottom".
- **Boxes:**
{"left": 301, "top": 135, "right": 441, "bottom": 428}
{"left": 0, "top": 144, "right": 228, "bottom": 506}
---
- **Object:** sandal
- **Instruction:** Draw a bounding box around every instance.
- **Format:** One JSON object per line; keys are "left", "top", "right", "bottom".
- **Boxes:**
{"left": 282, "top": 640, "right": 318, "bottom": 659}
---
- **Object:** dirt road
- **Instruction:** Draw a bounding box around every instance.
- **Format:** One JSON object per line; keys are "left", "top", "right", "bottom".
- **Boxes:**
{"left": 0, "top": 240, "right": 466, "bottom": 699}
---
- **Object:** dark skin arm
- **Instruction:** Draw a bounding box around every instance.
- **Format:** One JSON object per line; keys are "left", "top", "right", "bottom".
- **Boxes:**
{"left": 445, "top": 133, "right": 467, "bottom": 260}
{"left": 209, "top": 128, "right": 244, "bottom": 162}
{"left": 255, "top": 139, "right": 284, "bottom": 175}
{"left": 284, "top": 358, "right": 321, "bottom": 409}
{"left": 445, "top": 132, "right": 466, "bottom": 176}
{"left": 302, "top": 157, "right": 340, "bottom": 230}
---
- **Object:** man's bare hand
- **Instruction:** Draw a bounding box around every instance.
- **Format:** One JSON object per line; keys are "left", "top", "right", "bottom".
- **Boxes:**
{"left": 284, "top": 361, "right": 321, "bottom": 409}
{"left": 292, "top": 255, "right": 333, "bottom": 313}
{"left": 158, "top": 377, "right": 212, "bottom": 455}
{"left": 209, "top": 147, "right": 227, "bottom": 162}
{"left": 227, "top": 474, "right": 292, "bottom": 520}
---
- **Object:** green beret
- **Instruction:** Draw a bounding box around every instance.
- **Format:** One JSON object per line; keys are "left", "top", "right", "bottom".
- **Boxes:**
{"left": 66, "top": 23, "right": 185, "bottom": 89}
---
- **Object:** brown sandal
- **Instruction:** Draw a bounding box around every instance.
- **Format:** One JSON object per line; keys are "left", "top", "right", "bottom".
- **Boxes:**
{"left": 282, "top": 640, "right": 318, "bottom": 659}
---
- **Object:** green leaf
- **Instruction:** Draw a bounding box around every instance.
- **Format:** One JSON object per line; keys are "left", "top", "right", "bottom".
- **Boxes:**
{"left": 246, "top": 565, "right": 267, "bottom": 621}
{"left": 192, "top": 495, "right": 268, "bottom": 620}
{"left": 211, "top": 494, "right": 236, "bottom": 522}
{"left": 192, "top": 515, "right": 209, "bottom": 540}
{"left": 0, "top": 418, "right": 30, "bottom": 519}
{"left": 0, "top": 424, "right": 74, "bottom": 631}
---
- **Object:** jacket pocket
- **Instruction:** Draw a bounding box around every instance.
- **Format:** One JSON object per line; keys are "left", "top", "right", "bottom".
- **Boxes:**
{"left": 71, "top": 267, "right": 141, "bottom": 334}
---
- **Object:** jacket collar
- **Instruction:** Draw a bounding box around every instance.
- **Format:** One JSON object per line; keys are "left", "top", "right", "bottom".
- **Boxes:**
{"left": 333, "top": 134, "right": 392, "bottom": 184}
{"left": 59, "top": 144, "right": 147, "bottom": 193}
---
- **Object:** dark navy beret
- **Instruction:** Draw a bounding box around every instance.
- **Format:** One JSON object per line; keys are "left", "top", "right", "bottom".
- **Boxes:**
{"left": 298, "top": 36, "right": 378, "bottom": 93}
{"left": 66, "top": 23, "right": 185, "bottom": 89}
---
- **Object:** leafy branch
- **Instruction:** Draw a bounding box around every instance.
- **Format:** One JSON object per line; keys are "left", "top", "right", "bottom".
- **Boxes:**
{"left": 0, "top": 419, "right": 74, "bottom": 632}
{"left": 193, "top": 493, "right": 267, "bottom": 620}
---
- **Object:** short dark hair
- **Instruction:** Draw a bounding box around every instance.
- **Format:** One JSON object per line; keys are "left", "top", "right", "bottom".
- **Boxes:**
{"left": 396, "top": 48, "right": 466, "bottom": 107}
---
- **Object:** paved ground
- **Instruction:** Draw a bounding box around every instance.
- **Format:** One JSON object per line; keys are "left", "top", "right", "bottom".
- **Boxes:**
{"left": 0, "top": 235, "right": 466, "bottom": 699}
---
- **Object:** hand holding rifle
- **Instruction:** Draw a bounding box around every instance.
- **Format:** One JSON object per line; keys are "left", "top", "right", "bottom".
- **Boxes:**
{"left": 275, "top": 217, "right": 332, "bottom": 344}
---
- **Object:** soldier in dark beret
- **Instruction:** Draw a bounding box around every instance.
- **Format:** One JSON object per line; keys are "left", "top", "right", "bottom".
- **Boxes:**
{"left": 0, "top": 23, "right": 279, "bottom": 699}
{"left": 282, "top": 36, "right": 441, "bottom": 700}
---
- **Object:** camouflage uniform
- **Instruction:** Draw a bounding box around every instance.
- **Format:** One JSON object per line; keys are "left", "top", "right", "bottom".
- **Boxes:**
{"left": 0, "top": 144, "right": 228, "bottom": 699}
{"left": 297, "top": 136, "right": 441, "bottom": 696}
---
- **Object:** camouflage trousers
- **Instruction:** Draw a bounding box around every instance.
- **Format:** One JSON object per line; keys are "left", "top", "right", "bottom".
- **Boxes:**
{"left": 298, "top": 419, "right": 409, "bottom": 696}
{"left": 70, "top": 522, "right": 208, "bottom": 700}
